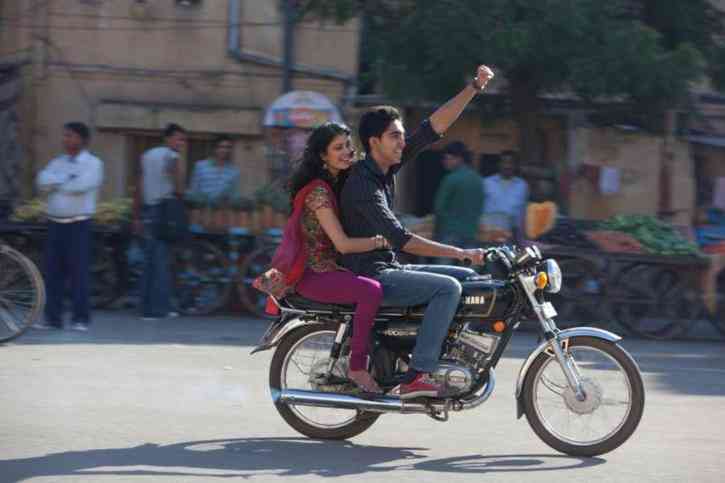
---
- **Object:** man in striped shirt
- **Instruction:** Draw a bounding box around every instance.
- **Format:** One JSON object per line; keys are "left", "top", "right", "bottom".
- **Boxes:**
{"left": 188, "top": 135, "right": 240, "bottom": 200}
{"left": 341, "top": 65, "right": 494, "bottom": 399}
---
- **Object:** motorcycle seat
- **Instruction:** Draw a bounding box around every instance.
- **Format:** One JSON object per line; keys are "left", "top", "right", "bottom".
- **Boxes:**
{"left": 283, "top": 294, "right": 355, "bottom": 312}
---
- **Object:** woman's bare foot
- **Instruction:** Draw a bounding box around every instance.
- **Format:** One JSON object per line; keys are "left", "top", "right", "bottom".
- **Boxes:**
{"left": 347, "top": 369, "right": 382, "bottom": 394}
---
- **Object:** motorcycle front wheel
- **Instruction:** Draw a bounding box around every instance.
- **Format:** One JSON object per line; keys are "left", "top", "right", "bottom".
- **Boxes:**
{"left": 269, "top": 321, "right": 380, "bottom": 440}
{"left": 521, "top": 336, "right": 645, "bottom": 457}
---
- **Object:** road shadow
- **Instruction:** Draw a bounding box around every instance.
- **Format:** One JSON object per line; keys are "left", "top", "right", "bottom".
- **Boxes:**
{"left": 0, "top": 437, "right": 604, "bottom": 481}
{"left": 2, "top": 311, "right": 270, "bottom": 348}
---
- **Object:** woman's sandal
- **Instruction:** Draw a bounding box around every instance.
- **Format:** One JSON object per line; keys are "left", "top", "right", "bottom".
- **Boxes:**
{"left": 347, "top": 369, "right": 383, "bottom": 394}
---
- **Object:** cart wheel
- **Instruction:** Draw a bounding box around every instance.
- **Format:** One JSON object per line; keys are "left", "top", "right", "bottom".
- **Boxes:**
{"left": 238, "top": 245, "right": 276, "bottom": 318}
{"left": 709, "top": 268, "right": 725, "bottom": 336}
{"left": 610, "top": 265, "right": 691, "bottom": 340}
{"left": 90, "top": 242, "right": 122, "bottom": 309}
{"left": 172, "top": 239, "right": 232, "bottom": 315}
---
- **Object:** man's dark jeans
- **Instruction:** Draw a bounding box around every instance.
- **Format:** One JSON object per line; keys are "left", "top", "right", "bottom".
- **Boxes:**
{"left": 140, "top": 205, "right": 172, "bottom": 317}
{"left": 44, "top": 219, "right": 91, "bottom": 325}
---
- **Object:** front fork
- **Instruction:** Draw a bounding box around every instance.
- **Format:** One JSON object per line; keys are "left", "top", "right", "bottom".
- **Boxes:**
{"left": 547, "top": 334, "right": 586, "bottom": 400}
{"left": 519, "top": 274, "right": 586, "bottom": 400}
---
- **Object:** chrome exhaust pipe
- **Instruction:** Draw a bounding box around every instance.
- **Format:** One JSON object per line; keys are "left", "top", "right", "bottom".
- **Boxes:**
{"left": 271, "top": 388, "right": 436, "bottom": 414}
{"left": 456, "top": 368, "right": 496, "bottom": 411}
{"left": 271, "top": 368, "right": 495, "bottom": 415}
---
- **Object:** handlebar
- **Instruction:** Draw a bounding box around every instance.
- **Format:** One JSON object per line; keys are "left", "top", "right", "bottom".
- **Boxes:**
{"left": 461, "top": 245, "right": 541, "bottom": 271}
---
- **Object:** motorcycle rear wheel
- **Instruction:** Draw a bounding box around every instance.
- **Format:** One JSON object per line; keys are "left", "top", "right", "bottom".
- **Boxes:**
{"left": 269, "top": 321, "right": 380, "bottom": 440}
{"left": 522, "top": 336, "right": 645, "bottom": 457}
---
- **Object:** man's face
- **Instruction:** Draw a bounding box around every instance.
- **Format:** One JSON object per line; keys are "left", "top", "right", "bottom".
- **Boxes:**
{"left": 371, "top": 119, "right": 406, "bottom": 167}
{"left": 166, "top": 132, "right": 187, "bottom": 153}
{"left": 500, "top": 157, "right": 515, "bottom": 179}
{"left": 443, "top": 153, "right": 462, "bottom": 171}
{"left": 62, "top": 129, "right": 84, "bottom": 154}
{"left": 215, "top": 140, "right": 233, "bottom": 162}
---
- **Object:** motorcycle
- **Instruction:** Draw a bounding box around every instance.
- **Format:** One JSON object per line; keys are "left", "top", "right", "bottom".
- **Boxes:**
{"left": 251, "top": 245, "right": 645, "bottom": 457}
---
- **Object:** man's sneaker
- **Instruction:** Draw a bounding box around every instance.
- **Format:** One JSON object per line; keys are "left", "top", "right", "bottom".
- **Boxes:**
{"left": 33, "top": 322, "right": 62, "bottom": 330}
{"left": 70, "top": 323, "right": 89, "bottom": 332}
{"left": 399, "top": 373, "right": 441, "bottom": 399}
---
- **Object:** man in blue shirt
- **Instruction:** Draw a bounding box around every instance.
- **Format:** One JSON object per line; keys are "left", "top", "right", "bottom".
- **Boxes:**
{"left": 188, "top": 135, "right": 240, "bottom": 200}
{"left": 482, "top": 151, "right": 529, "bottom": 241}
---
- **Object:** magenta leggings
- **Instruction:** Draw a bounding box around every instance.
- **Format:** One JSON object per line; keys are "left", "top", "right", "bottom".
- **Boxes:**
{"left": 296, "top": 270, "right": 383, "bottom": 371}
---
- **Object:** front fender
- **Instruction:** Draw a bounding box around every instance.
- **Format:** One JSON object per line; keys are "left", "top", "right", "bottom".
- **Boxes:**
{"left": 250, "top": 317, "right": 323, "bottom": 355}
{"left": 514, "top": 327, "right": 622, "bottom": 419}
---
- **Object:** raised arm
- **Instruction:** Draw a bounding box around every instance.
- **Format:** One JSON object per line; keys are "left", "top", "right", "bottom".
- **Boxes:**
{"left": 429, "top": 65, "right": 494, "bottom": 135}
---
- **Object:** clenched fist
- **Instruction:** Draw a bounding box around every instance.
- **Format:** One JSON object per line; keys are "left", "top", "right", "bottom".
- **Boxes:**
{"left": 472, "top": 65, "right": 495, "bottom": 91}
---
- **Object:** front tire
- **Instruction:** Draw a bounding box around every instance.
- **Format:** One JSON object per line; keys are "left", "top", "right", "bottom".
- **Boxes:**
{"left": 522, "top": 336, "right": 644, "bottom": 457}
{"left": 269, "top": 321, "right": 380, "bottom": 440}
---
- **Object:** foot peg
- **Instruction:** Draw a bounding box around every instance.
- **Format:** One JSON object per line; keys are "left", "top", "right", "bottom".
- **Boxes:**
{"left": 427, "top": 399, "right": 451, "bottom": 422}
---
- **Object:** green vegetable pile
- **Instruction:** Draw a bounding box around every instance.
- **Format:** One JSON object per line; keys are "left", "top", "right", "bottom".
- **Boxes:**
{"left": 598, "top": 215, "right": 701, "bottom": 256}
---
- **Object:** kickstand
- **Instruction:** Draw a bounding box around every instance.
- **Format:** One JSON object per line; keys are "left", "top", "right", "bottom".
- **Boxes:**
{"left": 427, "top": 400, "right": 451, "bottom": 422}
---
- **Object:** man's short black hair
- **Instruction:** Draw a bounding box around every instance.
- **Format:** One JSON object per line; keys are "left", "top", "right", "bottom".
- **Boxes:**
{"left": 163, "top": 123, "right": 186, "bottom": 139}
{"left": 64, "top": 122, "right": 90, "bottom": 143}
{"left": 213, "top": 134, "right": 233, "bottom": 146}
{"left": 358, "top": 106, "right": 402, "bottom": 153}
{"left": 443, "top": 141, "right": 472, "bottom": 165}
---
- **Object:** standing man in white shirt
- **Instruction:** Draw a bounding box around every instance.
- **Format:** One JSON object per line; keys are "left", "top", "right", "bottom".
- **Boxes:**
{"left": 133, "top": 123, "right": 187, "bottom": 320}
{"left": 35, "top": 122, "right": 104, "bottom": 331}
{"left": 482, "top": 150, "right": 529, "bottom": 242}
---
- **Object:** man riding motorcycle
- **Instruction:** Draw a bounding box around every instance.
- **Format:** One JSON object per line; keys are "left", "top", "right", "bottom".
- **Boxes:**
{"left": 340, "top": 65, "right": 495, "bottom": 399}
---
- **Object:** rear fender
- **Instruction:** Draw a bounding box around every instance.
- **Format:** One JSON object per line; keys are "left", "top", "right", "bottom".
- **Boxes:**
{"left": 250, "top": 316, "right": 323, "bottom": 355}
{"left": 514, "top": 327, "right": 622, "bottom": 419}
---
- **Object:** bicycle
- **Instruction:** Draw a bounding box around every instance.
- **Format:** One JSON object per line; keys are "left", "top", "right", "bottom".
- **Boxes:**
{"left": 0, "top": 243, "right": 46, "bottom": 342}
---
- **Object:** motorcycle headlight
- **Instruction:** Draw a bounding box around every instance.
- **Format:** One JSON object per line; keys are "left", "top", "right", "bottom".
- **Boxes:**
{"left": 543, "top": 259, "right": 562, "bottom": 293}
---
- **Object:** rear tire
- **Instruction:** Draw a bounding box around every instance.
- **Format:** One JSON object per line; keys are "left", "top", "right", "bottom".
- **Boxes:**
{"left": 269, "top": 321, "right": 380, "bottom": 440}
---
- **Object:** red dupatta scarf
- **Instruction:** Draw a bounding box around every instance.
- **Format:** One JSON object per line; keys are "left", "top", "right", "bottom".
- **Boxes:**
{"left": 265, "top": 179, "right": 338, "bottom": 314}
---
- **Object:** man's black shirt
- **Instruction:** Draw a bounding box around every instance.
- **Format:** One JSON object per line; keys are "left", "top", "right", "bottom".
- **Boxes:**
{"left": 340, "top": 119, "right": 441, "bottom": 277}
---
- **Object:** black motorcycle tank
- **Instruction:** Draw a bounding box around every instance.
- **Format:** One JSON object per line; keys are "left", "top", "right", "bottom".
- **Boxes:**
{"left": 459, "top": 278, "right": 515, "bottom": 319}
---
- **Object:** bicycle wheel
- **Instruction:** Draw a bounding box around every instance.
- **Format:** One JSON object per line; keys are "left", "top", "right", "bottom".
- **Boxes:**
{"left": 172, "top": 239, "right": 233, "bottom": 315}
{"left": 0, "top": 244, "right": 46, "bottom": 342}
{"left": 238, "top": 245, "right": 276, "bottom": 318}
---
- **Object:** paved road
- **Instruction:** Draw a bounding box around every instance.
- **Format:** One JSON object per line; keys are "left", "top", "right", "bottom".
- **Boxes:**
{"left": 1, "top": 312, "right": 724, "bottom": 483}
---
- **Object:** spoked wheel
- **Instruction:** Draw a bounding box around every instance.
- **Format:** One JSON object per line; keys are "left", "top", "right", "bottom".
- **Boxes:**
{"left": 522, "top": 336, "right": 645, "bottom": 457}
{"left": 172, "top": 239, "right": 232, "bottom": 315}
{"left": 0, "top": 245, "right": 46, "bottom": 343}
{"left": 269, "top": 321, "right": 379, "bottom": 440}
{"left": 238, "top": 246, "right": 276, "bottom": 317}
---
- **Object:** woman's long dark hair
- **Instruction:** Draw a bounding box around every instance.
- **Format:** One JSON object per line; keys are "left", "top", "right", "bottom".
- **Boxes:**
{"left": 288, "top": 122, "right": 352, "bottom": 204}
